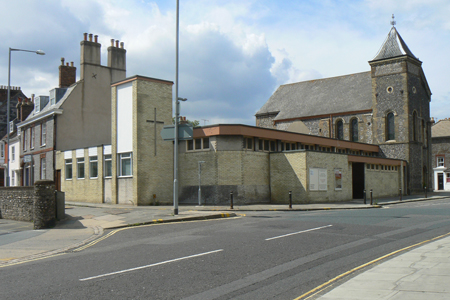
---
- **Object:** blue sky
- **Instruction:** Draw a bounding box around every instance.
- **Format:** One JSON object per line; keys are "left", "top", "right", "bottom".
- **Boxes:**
{"left": 1, "top": 0, "right": 449, "bottom": 125}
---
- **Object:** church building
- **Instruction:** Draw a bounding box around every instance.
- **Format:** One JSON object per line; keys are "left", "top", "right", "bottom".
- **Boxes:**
{"left": 256, "top": 20, "right": 432, "bottom": 195}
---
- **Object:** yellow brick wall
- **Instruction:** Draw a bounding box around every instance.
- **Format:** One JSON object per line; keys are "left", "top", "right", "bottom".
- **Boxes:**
{"left": 365, "top": 166, "right": 400, "bottom": 199}
{"left": 135, "top": 79, "right": 174, "bottom": 205}
{"left": 179, "top": 149, "right": 270, "bottom": 204}
{"left": 56, "top": 146, "right": 104, "bottom": 203}
{"left": 270, "top": 151, "right": 352, "bottom": 203}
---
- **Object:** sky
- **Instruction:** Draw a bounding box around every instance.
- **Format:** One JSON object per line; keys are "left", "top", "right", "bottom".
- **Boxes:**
{"left": 0, "top": 0, "right": 449, "bottom": 125}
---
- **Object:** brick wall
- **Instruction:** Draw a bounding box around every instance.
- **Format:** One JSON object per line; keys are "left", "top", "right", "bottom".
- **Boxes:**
{"left": 179, "top": 149, "right": 270, "bottom": 205}
{"left": 270, "top": 151, "right": 352, "bottom": 203}
{"left": 56, "top": 147, "right": 104, "bottom": 203}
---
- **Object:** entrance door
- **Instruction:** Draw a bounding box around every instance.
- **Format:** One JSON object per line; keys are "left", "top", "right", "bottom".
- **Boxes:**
{"left": 55, "top": 170, "right": 61, "bottom": 191}
{"left": 352, "top": 163, "right": 365, "bottom": 199}
{"left": 438, "top": 173, "right": 444, "bottom": 190}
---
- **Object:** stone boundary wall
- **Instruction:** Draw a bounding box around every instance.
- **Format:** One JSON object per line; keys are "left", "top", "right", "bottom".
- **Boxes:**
{"left": 0, "top": 180, "right": 57, "bottom": 229}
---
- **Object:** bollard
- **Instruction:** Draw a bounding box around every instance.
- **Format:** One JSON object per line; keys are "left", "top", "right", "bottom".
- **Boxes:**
{"left": 424, "top": 186, "right": 427, "bottom": 198}
{"left": 230, "top": 191, "right": 234, "bottom": 209}
{"left": 289, "top": 191, "right": 292, "bottom": 209}
{"left": 363, "top": 190, "right": 366, "bottom": 205}
{"left": 370, "top": 189, "right": 373, "bottom": 205}
{"left": 399, "top": 188, "right": 402, "bottom": 201}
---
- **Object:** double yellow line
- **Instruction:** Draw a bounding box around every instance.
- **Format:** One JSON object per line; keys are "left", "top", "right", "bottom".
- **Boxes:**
{"left": 294, "top": 232, "right": 450, "bottom": 300}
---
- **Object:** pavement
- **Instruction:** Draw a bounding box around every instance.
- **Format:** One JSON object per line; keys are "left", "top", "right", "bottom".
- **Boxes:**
{"left": 0, "top": 192, "right": 449, "bottom": 299}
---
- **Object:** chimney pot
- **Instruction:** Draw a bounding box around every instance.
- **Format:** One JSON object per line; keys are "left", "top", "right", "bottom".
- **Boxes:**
{"left": 61, "top": 57, "right": 65, "bottom": 65}
{"left": 31, "top": 94, "right": 35, "bottom": 102}
{"left": 66, "top": 63, "right": 69, "bottom": 66}
{"left": 115, "top": 40, "right": 119, "bottom": 48}
{"left": 70, "top": 62, "right": 74, "bottom": 67}
{"left": 18, "top": 97, "right": 22, "bottom": 103}
{"left": 84, "top": 33, "right": 88, "bottom": 41}
{"left": 111, "top": 39, "right": 114, "bottom": 47}
{"left": 120, "top": 42, "right": 124, "bottom": 49}
{"left": 89, "top": 33, "right": 93, "bottom": 42}
{"left": 94, "top": 35, "right": 98, "bottom": 43}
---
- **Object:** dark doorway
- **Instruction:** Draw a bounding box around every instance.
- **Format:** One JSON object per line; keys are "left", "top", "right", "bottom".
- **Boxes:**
{"left": 352, "top": 163, "right": 365, "bottom": 199}
{"left": 438, "top": 173, "right": 444, "bottom": 190}
{"left": 55, "top": 170, "right": 61, "bottom": 191}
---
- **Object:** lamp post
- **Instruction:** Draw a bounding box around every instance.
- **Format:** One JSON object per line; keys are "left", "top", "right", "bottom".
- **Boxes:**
{"left": 173, "top": 96, "right": 186, "bottom": 215}
{"left": 6, "top": 48, "right": 45, "bottom": 186}
{"left": 198, "top": 161, "right": 205, "bottom": 205}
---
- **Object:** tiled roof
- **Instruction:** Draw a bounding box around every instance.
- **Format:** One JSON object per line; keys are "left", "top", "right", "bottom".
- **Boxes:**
{"left": 432, "top": 119, "right": 450, "bottom": 138}
{"left": 256, "top": 72, "right": 372, "bottom": 120}
{"left": 18, "top": 84, "right": 77, "bottom": 126}
{"left": 372, "top": 27, "right": 418, "bottom": 61}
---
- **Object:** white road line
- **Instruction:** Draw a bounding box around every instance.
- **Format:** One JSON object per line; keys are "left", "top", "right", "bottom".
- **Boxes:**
{"left": 79, "top": 249, "right": 223, "bottom": 281}
{"left": 265, "top": 225, "right": 333, "bottom": 241}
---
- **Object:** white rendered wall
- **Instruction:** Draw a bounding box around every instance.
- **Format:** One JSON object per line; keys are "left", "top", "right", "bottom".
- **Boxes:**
{"left": 116, "top": 82, "right": 133, "bottom": 153}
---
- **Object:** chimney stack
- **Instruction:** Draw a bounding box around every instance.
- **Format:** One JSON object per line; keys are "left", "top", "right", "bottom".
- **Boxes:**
{"left": 107, "top": 37, "right": 126, "bottom": 72}
{"left": 80, "top": 33, "right": 101, "bottom": 79}
{"left": 20, "top": 97, "right": 34, "bottom": 121}
{"left": 59, "top": 57, "right": 76, "bottom": 88}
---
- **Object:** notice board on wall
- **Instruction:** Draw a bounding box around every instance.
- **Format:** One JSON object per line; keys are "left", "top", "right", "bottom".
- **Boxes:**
{"left": 309, "top": 168, "right": 327, "bottom": 191}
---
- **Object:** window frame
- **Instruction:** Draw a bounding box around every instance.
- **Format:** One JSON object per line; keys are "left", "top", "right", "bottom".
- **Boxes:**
{"left": 41, "top": 122, "right": 47, "bottom": 146}
{"left": 437, "top": 156, "right": 445, "bottom": 167}
{"left": 77, "top": 157, "right": 85, "bottom": 179}
{"left": 30, "top": 127, "right": 35, "bottom": 149}
{"left": 386, "top": 112, "right": 395, "bottom": 141}
{"left": 104, "top": 154, "right": 112, "bottom": 178}
{"left": 41, "top": 157, "right": 46, "bottom": 179}
{"left": 11, "top": 146, "right": 15, "bottom": 161}
{"left": 118, "top": 152, "right": 133, "bottom": 177}
{"left": 65, "top": 159, "right": 73, "bottom": 180}
{"left": 89, "top": 156, "right": 98, "bottom": 179}
{"left": 336, "top": 120, "right": 344, "bottom": 140}
{"left": 350, "top": 118, "right": 358, "bottom": 142}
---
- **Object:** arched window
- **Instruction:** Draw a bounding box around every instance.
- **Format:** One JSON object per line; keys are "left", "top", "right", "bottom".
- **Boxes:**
{"left": 412, "top": 111, "right": 417, "bottom": 141}
{"left": 350, "top": 118, "right": 358, "bottom": 142}
{"left": 386, "top": 113, "right": 395, "bottom": 141}
{"left": 336, "top": 120, "right": 343, "bottom": 140}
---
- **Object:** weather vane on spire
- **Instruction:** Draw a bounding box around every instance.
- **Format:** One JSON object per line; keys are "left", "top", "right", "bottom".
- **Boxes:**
{"left": 391, "top": 14, "right": 396, "bottom": 26}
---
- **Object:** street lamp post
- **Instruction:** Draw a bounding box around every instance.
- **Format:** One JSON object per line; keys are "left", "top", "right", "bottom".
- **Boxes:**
{"left": 6, "top": 48, "right": 45, "bottom": 186}
{"left": 198, "top": 161, "right": 205, "bottom": 205}
{"left": 173, "top": 96, "right": 186, "bottom": 215}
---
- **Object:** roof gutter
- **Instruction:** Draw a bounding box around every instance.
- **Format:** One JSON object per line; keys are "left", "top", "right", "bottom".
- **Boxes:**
{"left": 17, "top": 109, "right": 63, "bottom": 129}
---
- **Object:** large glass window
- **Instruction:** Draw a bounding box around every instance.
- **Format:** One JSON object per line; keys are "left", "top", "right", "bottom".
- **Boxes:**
{"left": 351, "top": 118, "right": 358, "bottom": 142}
{"left": 89, "top": 156, "right": 98, "bottom": 178}
{"left": 77, "top": 157, "right": 85, "bottom": 179}
{"left": 41, "top": 157, "right": 46, "bottom": 179}
{"left": 65, "top": 159, "right": 73, "bottom": 180}
{"left": 104, "top": 154, "right": 112, "bottom": 177}
{"left": 119, "top": 153, "right": 132, "bottom": 176}
{"left": 336, "top": 120, "right": 343, "bottom": 140}
{"left": 386, "top": 113, "right": 395, "bottom": 141}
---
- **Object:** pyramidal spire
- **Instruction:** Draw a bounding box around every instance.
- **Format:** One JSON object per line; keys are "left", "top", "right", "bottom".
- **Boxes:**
{"left": 372, "top": 14, "right": 418, "bottom": 61}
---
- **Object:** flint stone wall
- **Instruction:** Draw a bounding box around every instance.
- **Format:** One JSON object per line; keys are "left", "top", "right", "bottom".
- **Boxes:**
{"left": 0, "top": 180, "right": 57, "bottom": 229}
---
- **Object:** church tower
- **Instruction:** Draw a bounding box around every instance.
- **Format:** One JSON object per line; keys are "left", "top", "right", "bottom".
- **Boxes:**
{"left": 369, "top": 16, "right": 432, "bottom": 194}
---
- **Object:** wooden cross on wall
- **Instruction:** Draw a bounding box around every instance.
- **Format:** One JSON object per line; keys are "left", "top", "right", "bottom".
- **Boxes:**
{"left": 146, "top": 108, "right": 165, "bottom": 156}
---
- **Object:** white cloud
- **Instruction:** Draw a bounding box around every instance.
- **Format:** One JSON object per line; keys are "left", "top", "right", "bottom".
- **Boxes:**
{"left": 0, "top": 0, "right": 448, "bottom": 124}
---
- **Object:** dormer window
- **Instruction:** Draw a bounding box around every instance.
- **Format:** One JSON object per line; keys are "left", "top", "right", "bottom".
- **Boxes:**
{"left": 9, "top": 121, "right": 14, "bottom": 133}
{"left": 35, "top": 99, "right": 40, "bottom": 112}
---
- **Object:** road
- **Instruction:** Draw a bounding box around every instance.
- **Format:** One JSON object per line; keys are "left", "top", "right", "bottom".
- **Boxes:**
{"left": 2, "top": 199, "right": 450, "bottom": 299}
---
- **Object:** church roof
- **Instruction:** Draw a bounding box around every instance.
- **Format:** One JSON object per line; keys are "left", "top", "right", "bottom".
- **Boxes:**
{"left": 256, "top": 71, "right": 372, "bottom": 121}
{"left": 372, "top": 26, "right": 418, "bottom": 61}
{"left": 432, "top": 119, "right": 450, "bottom": 138}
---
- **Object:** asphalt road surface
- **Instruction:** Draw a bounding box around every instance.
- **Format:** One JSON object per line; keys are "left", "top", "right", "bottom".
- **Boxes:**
{"left": 2, "top": 199, "right": 450, "bottom": 300}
